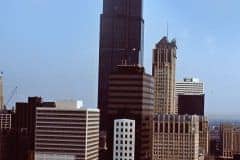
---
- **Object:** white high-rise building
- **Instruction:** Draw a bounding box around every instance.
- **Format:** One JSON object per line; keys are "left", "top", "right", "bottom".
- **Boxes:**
{"left": 176, "top": 78, "right": 204, "bottom": 95}
{"left": 113, "top": 119, "right": 135, "bottom": 160}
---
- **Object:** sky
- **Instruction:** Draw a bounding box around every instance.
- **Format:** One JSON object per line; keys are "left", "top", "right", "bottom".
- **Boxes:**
{"left": 1, "top": 0, "right": 240, "bottom": 115}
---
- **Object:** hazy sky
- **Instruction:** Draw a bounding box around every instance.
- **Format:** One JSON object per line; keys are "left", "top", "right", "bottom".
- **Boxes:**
{"left": 1, "top": 0, "right": 240, "bottom": 115}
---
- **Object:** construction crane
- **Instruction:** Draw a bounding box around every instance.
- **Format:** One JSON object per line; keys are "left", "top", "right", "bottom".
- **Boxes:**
{"left": 4, "top": 86, "right": 18, "bottom": 110}
{"left": 0, "top": 72, "right": 18, "bottom": 110}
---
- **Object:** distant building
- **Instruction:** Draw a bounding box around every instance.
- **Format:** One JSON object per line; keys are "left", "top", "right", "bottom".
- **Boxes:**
{"left": 176, "top": 78, "right": 205, "bottom": 115}
{"left": 106, "top": 65, "right": 154, "bottom": 160}
{"left": 15, "top": 97, "right": 55, "bottom": 160}
{"left": 219, "top": 124, "right": 240, "bottom": 159}
{"left": 0, "top": 110, "right": 13, "bottom": 130}
{"left": 35, "top": 100, "right": 99, "bottom": 160}
{"left": 0, "top": 74, "right": 4, "bottom": 110}
{"left": 153, "top": 114, "right": 200, "bottom": 160}
{"left": 152, "top": 36, "right": 177, "bottom": 114}
{"left": 113, "top": 119, "right": 135, "bottom": 160}
{"left": 0, "top": 110, "right": 16, "bottom": 160}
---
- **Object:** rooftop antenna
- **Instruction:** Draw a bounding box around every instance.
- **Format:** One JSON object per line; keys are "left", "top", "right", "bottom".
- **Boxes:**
{"left": 166, "top": 21, "right": 169, "bottom": 39}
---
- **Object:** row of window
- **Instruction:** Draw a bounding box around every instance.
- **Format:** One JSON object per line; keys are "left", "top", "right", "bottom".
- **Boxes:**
{"left": 115, "top": 146, "right": 133, "bottom": 151}
{"left": 116, "top": 134, "right": 133, "bottom": 139}
{"left": 116, "top": 128, "right": 133, "bottom": 133}
{"left": 115, "top": 152, "right": 133, "bottom": 157}
{"left": 116, "top": 122, "right": 133, "bottom": 127}
{"left": 115, "top": 140, "right": 133, "bottom": 145}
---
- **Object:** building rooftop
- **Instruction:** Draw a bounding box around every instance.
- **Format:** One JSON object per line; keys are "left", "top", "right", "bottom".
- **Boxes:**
{"left": 156, "top": 36, "right": 177, "bottom": 48}
{"left": 38, "top": 100, "right": 99, "bottom": 112}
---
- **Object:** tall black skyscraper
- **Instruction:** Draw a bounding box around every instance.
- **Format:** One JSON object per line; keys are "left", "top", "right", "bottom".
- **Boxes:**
{"left": 98, "top": 0, "right": 144, "bottom": 131}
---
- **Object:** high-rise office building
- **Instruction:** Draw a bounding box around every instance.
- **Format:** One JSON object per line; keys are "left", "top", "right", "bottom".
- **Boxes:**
{"left": 176, "top": 78, "right": 208, "bottom": 155}
{"left": 105, "top": 65, "right": 154, "bottom": 160}
{"left": 153, "top": 114, "right": 200, "bottom": 160}
{"left": 113, "top": 119, "right": 135, "bottom": 160}
{"left": 35, "top": 100, "right": 99, "bottom": 160}
{"left": 152, "top": 36, "right": 177, "bottom": 114}
{"left": 98, "top": 0, "right": 144, "bottom": 132}
{"left": 0, "top": 73, "right": 4, "bottom": 110}
{"left": 176, "top": 78, "right": 205, "bottom": 115}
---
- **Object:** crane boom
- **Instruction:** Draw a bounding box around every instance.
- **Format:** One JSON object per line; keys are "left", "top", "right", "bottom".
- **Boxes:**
{"left": 5, "top": 86, "right": 18, "bottom": 108}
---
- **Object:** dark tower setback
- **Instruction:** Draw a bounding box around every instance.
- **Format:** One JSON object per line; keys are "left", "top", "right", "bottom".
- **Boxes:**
{"left": 98, "top": 0, "right": 144, "bottom": 131}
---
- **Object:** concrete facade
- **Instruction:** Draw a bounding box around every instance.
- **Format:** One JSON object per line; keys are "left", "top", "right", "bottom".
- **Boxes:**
{"left": 113, "top": 119, "right": 135, "bottom": 160}
{"left": 152, "top": 37, "right": 177, "bottom": 114}
{"left": 35, "top": 101, "right": 99, "bottom": 160}
{"left": 153, "top": 114, "right": 200, "bottom": 160}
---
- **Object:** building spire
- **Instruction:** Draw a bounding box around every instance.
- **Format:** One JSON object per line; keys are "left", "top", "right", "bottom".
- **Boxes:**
{"left": 166, "top": 21, "right": 169, "bottom": 39}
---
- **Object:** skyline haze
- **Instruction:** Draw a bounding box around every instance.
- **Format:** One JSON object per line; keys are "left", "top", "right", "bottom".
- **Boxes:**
{"left": 1, "top": 0, "right": 240, "bottom": 115}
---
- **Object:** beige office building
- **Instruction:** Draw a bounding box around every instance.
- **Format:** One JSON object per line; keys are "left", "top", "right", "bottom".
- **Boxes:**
{"left": 153, "top": 114, "right": 200, "bottom": 160}
{"left": 35, "top": 100, "right": 99, "bottom": 160}
{"left": 152, "top": 36, "right": 177, "bottom": 114}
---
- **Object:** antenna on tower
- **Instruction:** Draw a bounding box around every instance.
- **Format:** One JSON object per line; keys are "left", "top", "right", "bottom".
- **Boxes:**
{"left": 166, "top": 21, "right": 169, "bottom": 38}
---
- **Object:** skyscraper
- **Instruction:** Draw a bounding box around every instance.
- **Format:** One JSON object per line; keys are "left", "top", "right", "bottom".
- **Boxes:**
{"left": 176, "top": 78, "right": 205, "bottom": 115}
{"left": 106, "top": 65, "right": 154, "bottom": 160}
{"left": 98, "top": 0, "right": 144, "bottom": 132}
{"left": 0, "top": 73, "right": 4, "bottom": 110}
{"left": 152, "top": 36, "right": 177, "bottom": 114}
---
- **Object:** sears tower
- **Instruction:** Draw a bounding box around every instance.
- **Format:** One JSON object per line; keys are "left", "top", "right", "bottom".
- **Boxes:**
{"left": 98, "top": 0, "right": 144, "bottom": 131}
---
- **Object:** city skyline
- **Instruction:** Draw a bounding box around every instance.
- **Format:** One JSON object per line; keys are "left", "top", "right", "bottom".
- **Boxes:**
{"left": 1, "top": 0, "right": 240, "bottom": 115}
